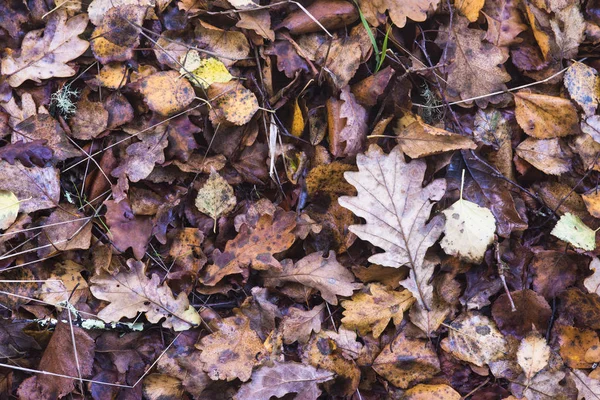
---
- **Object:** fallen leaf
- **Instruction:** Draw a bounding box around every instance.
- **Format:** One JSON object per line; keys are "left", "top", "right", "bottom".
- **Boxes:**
{"left": 514, "top": 92, "right": 580, "bottom": 138}
{"left": 564, "top": 62, "right": 600, "bottom": 117}
{"left": 0, "top": 161, "right": 60, "bottom": 213}
{"left": 585, "top": 257, "right": 600, "bottom": 295}
{"left": 517, "top": 331, "right": 550, "bottom": 382}
{"left": 441, "top": 191, "right": 496, "bottom": 263}
{"left": 88, "top": 0, "right": 153, "bottom": 25}
{"left": 1, "top": 10, "right": 89, "bottom": 87}
{"left": 138, "top": 71, "right": 195, "bottom": 116}
{"left": 395, "top": 114, "right": 476, "bottom": 158}
{"left": 197, "top": 314, "right": 265, "bottom": 382}
{"left": 327, "top": 86, "right": 367, "bottom": 157}
{"left": 263, "top": 251, "right": 361, "bottom": 305}
{"left": 13, "top": 114, "right": 80, "bottom": 161}
{"left": 208, "top": 81, "right": 259, "bottom": 127}
{"left": 276, "top": 0, "right": 358, "bottom": 34}
{"left": 435, "top": 16, "right": 510, "bottom": 107}
{"left": 403, "top": 384, "right": 461, "bottom": 400}
{"left": 143, "top": 374, "right": 183, "bottom": 400}
{"left": 195, "top": 21, "right": 250, "bottom": 67}
{"left": 90, "top": 258, "right": 201, "bottom": 331}
{"left": 441, "top": 312, "right": 507, "bottom": 367}
{"left": 357, "top": 0, "right": 440, "bottom": 27}
{"left": 583, "top": 189, "right": 600, "bottom": 218}
{"left": 557, "top": 325, "right": 599, "bottom": 368}
{"left": 0, "top": 140, "right": 53, "bottom": 168}
{"left": 551, "top": 212, "right": 597, "bottom": 251}
{"left": 372, "top": 331, "right": 440, "bottom": 389}
{"left": 104, "top": 199, "right": 154, "bottom": 260}
{"left": 341, "top": 283, "right": 414, "bottom": 338}
{"left": 39, "top": 260, "right": 88, "bottom": 305}
{"left": 339, "top": 144, "right": 446, "bottom": 309}
{"left": 351, "top": 66, "right": 395, "bottom": 107}
{"left": 530, "top": 249, "right": 580, "bottom": 299}
{"left": 0, "top": 190, "right": 19, "bottom": 230}
{"left": 281, "top": 303, "right": 325, "bottom": 344}
{"left": 37, "top": 203, "right": 92, "bottom": 257}
{"left": 515, "top": 138, "right": 571, "bottom": 175}
{"left": 483, "top": 0, "right": 526, "bottom": 47}
{"left": 456, "top": 0, "right": 484, "bottom": 22}
{"left": 573, "top": 369, "right": 600, "bottom": 400}
{"left": 492, "top": 289, "right": 552, "bottom": 339}
{"left": 201, "top": 209, "right": 296, "bottom": 285}
{"left": 180, "top": 50, "right": 233, "bottom": 89}
{"left": 235, "top": 361, "right": 334, "bottom": 400}
{"left": 68, "top": 89, "right": 109, "bottom": 140}
{"left": 237, "top": 10, "right": 275, "bottom": 41}
{"left": 195, "top": 169, "right": 237, "bottom": 228}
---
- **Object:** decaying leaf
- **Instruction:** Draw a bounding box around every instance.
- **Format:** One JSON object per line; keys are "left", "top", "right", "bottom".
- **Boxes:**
{"left": 456, "top": 0, "right": 484, "bottom": 22}
{"left": 327, "top": 86, "right": 367, "bottom": 158}
{"left": 403, "top": 384, "right": 461, "bottom": 400}
{"left": 339, "top": 144, "right": 446, "bottom": 309}
{"left": 195, "top": 169, "right": 237, "bottom": 228}
{"left": 281, "top": 303, "right": 325, "bottom": 344}
{"left": 235, "top": 361, "right": 334, "bottom": 400}
{"left": 573, "top": 369, "right": 600, "bottom": 400}
{"left": 1, "top": 10, "right": 89, "bottom": 87}
{"left": 208, "top": 81, "right": 259, "bottom": 127}
{"left": 357, "top": 0, "right": 440, "bottom": 27}
{"left": 180, "top": 50, "right": 232, "bottom": 89}
{"left": 515, "top": 138, "right": 571, "bottom": 175}
{"left": 441, "top": 187, "right": 496, "bottom": 263}
{"left": 90, "top": 258, "right": 201, "bottom": 331}
{"left": 0, "top": 161, "right": 60, "bottom": 213}
{"left": 584, "top": 257, "right": 600, "bottom": 295}
{"left": 263, "top": 251, "right": 361, "bottom": 305}
{"left": 197, "top": 314, "right": 265, "bottom": 382}
{"left": 514, "top": 92, "right": 580, "bottom": 138}
{"left": 564, "top": 62, "right": 600, "bottom": 117}
{"left": 517, "top": 331, "right": 550, "bottom": 383}
{"left": 551, "top": 212, "right": 597, "bottom": 251}
{"left": 341, "top": 283, "right": 414, "bottom": 338}
{"left": 0, "top": 190, "right": 19, "bottom": 230}
{"left": 138, "top": 71, "right": 195, "bottom": 116}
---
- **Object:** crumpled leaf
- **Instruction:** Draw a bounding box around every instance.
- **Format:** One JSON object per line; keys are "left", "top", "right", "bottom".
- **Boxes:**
{"left": 584, "top": 257, "right": 600, "bottom": 295}
{"left": 395, "top": 114, "right": 476, "bottom": 158}
{"left": 197, "top": 314, "right": 265, "bottom": 382}
{"left": 339, "top": 144, "right": 446, "bottom": 309}
{"left": 341, "top": 283, "right": 414, "bottom": 338}
{"left": 235, "top": 361, "right": 334, "bottom": 400}
{"left": 357, "top": 0, "right": 440, "bottom": 27}
{"left": 195, "top": 169, "right": 237, "bottom": 227}
{"left": 200, "top": 209, "right": 296, "bottom": 285}
{"left": 0, "top": 161, "right": 60, "bottom": 213}
{"left": 104, "top": 199, "right": 154, "bottom": 260}
{"left": 516, "top": 138, "right": 571, "bottom": 175}
{"left": 564, "top": 62, "right": 600, "bottom": 117}
{"left": 0, "top": 140, "right": 53, "bottom": 167}
{"left": 263, "top": 251, "right": 361, "bottom": 305}
{"left": 327, "top": 86, "right": 367, "bottom": 157}
{"left": 90, "top": 258, "right": 201, "bottom": 331}
{"left": 1, "top": 10, "right": 89, "bottom": 87}
{"left": 514, "top": 92, "right": 580, "bottom": 138}
{"left": 281, "top": 303, "right": 325, "bottom": 344}
{"left": 551, "top": 212, "right": 597, "bottom": 251}
{"left": 441, "top": 196, "right": 496, "bottom": 263}
{"left": 435, "top": 16, "right": 510, "bottom": 107}
{"left": 180, "top": 50, "right": 232, "bottom": 89}
{"left": 517, "top": 331, "right": 550, "bottom": 383}
{"left": 0, "top": 190, "right": 19, "bottom": 230}
{"left": 441, "top": 312, "right": 507, "bottom": 367}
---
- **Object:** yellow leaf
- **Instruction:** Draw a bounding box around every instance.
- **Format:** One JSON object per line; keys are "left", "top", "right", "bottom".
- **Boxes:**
{"left": 551, "top": 212, "right": 596, "bottom": 251}
{"left": 180, "top": 50, "right": 233, "bottom": 89}
{"left": 290, "top": 98, "right": 305, "bottom": 137}
{"left": 455, "top": 0, "right": 484, "bottom": 22}
{"left": 517, "top": 331, "right": 550, "bottom": 382}
{"left": 139, "top": 71, "right": 195, "bottom": 116}
{"left": 195, "top": 169, "right": 236, "bottom": 229}
{"left": 0, "top": 190, "right": 19, "bottom": 230}
{"left": 514, "top": 91, "right": 579, "bottom": 139}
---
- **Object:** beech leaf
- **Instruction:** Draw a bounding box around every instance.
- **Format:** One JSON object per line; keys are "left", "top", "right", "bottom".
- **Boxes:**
{"left": 551, "top": 212, "right": 597, "bottom": 251}
{"left": 90, "top": 258, "right": 201, "bottom": 331}
{"left": 338, "top": 144, "right": 446, "bottom": 309}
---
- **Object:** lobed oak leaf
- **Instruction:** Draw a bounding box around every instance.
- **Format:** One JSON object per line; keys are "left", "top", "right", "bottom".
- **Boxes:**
{"left": 0, "top": 140, "right": 53, "bottom": 168}
{"left": 263, "top": 251, "right": 361, "bottom": 305}
{"left": 356, "top": 0, "right": 440, "bottom": 27}
{"left": 435, "top": 16, "right": 510, "bottom": 107}
{"left": 281, "top": 303, "right": 325, "bottom": 344}
{"left": 1, "top": 10, "right": 89, "bottom": 87}
{"left": 90, "top": 259, "right": 201, "bottom": 331}
{"left": 327, "top": 86, "right": 367, "bottom": 157}
{"left": 195, "top": 169, "right": 237, "bottom": 229}
{"left": 13, "top": 114, "right": 80, "bottom": 161}
{"left": 235, "top": 361, "right": 334, "bottom": 400}
{"left": 395, "top": 114, "right": 476, "bottom": 158}
{"left": 517, "top": 331, "right": 550, "bottom": 383}
{"left": 441, "top": 312, "right": 507, "bottom": 367}
{"left": 104, "top": 199, "right": 153, "bottom": 260}
{"left": 573, "top": 369, "right": 600, "bottom": 400}
{"left": 514, "top": 92, "right": 580, "bottom": 138}
{"left": 0, "top": 190, "right": 19, "bottom": 230}
{"left": 197, "top": 314, "right": 265, "bottom": 382}
{"left": 338, "top": 144, "right": 446, "bottom": 309}
{"left": 341, "top": 283, "right": 414, "bottom": 338}
{"left": 200, "top": 209, "right": 296, "bottom": 285}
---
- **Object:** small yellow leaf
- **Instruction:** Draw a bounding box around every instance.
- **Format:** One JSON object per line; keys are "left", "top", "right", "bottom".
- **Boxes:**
{"left": 139, "top": 71, "right": 195, "bottom": 116}
{"left": 180, "top": 50, "right": 233, "bottom": 89}
{"left": 455, "top": 0, "right": 484, "bottom": 22}
{"left": 290, "top": 98, "right": 305, "bottom": 137}
{"left": 551, "top": 212, "right": 596, "bottom": 251}
{"left": 0, "top": 190, "right": 19, "bottom": 230}
{"left": 517, "top": 331, "right": 550, "bottom": 382}
{"left": 195, "top": 169, "right": 237, "bottom": 227}
{"left": 208, "top": 81, "right": 259, "bottom": 126}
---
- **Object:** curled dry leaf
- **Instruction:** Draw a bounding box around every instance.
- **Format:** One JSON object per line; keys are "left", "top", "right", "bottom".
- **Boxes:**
{"left": 1, "top": 10, "right": 89, "bottom": 87}
{"left": 514, "top": 92, "right": 580, "bottom": 138}
{"left": 197, "top": 314, "right": 265, "bottom": 382}
{"left": 341, "top": 283, "right": 414, "bottom": 338}
{"left": 235, "top": 361, "right": 334, "bottom": 400}
{"left": 339, "top": 144, "right": 446, "bottom": 309}
{"left": 276, "top": 0, "right": 358, "bottom": 34}
{"left": 551, "top": 212, "right": 597, "bottom": 251}
{"left": 0, "top": 190, "right": 19, "bottom": 230}
{"left": 327, "top": 86, "right": 367, "bottom": 157}
{"left": 263, "top": 251, "right": 361, "bottom": 305}
{"left": 395, "top": 114, "right": 476, "bottom": 158}
{"left": 90, "top": 258, "right": 201, "bottom": 331}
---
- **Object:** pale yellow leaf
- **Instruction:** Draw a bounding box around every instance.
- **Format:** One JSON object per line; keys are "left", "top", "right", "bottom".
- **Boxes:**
{"left": 564, "top": 62, "right": 600, "bottom": 117}
{"left": 551, "top": 212, "right": 596, "bottom": 251}
{"left": 517, "top": 331, "right": 550, "bottom": 382}
{"left": 0, "top": 190, "right": 19, "bottom": 230}
{"left": 180, "top": 51, "right": 233, "bottom": 89}
{"left": 195, "top": 169, "right": 237, "bottom": 226}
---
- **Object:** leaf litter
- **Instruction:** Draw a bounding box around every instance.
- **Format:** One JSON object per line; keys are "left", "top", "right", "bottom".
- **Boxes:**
{"left": 2, "top": 0, "right": 600, "bottom": 398}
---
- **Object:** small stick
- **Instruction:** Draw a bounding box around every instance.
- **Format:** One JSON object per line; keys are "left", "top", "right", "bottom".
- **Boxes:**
{"left": 494, "top": 237, "right": 517, "bottom": 312}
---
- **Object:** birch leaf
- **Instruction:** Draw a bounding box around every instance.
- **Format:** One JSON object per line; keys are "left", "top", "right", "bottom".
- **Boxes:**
{"left": 195, "top": 169, "right": 237, "bottom": 228}
{"left": 338, "top": 144, "right": 446, "bottom": 309}
{"left": 517, "top": 331, "right": 550, "bottom": 383}
{"left": 0, "top": 190, "right": 19, "bottom": 230}
{"left": 551, "top": 213, "right": 597, "bottom": 251}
